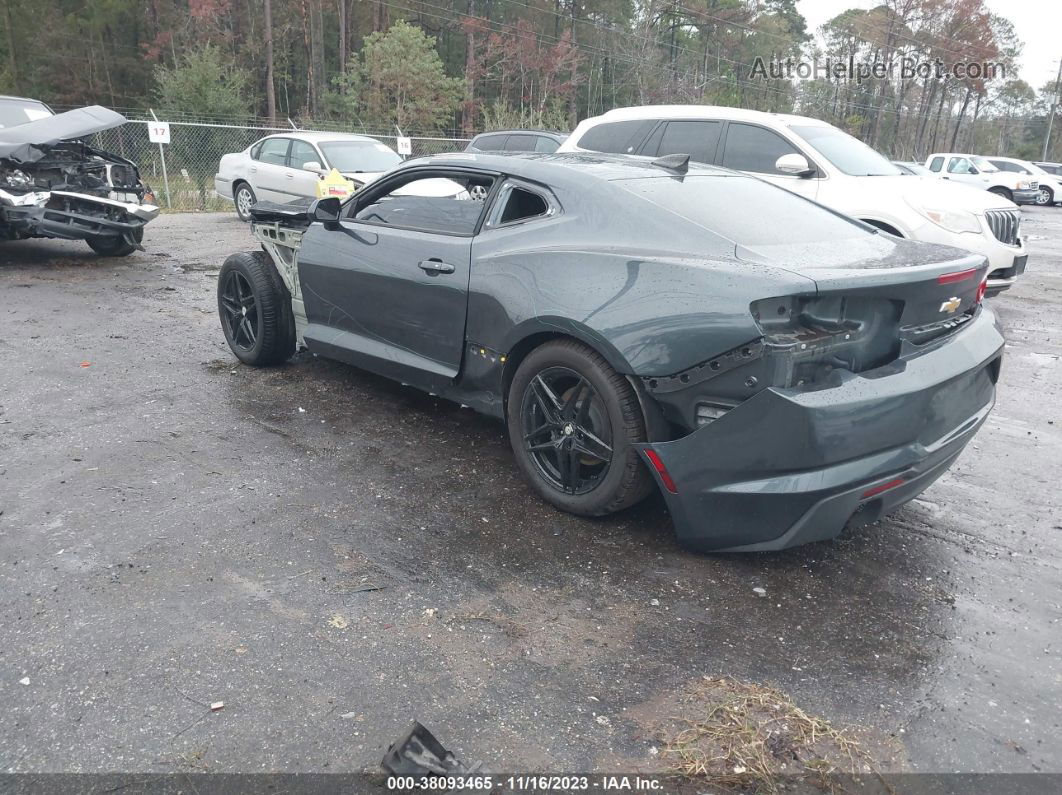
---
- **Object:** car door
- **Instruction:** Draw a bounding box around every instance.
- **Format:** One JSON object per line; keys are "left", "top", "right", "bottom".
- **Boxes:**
{"left": 250, "top": 137, "right": 292, "bottom": 201}
{"left": 286, "top": 139, "right": 323, "bottom": 199}
{"left": 943, "top": 156, "right": 985, "bottom": 188}
{"left": 718, "top": 121, "right": 819, "bottom": 201}
{"left": 296, "top": 168, "right": 496, "bottom": 390}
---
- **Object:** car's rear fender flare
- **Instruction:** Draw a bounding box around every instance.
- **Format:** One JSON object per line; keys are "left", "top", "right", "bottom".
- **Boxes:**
{"left": 497, "top": 319, "right": 635, "bottom": 419}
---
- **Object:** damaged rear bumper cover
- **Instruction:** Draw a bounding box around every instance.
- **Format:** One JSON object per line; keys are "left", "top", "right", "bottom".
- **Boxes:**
{"left": 1, "top": 189, "right": 159, "bottom": 242}
{"left": 636, "top": 307, "right": 1004, "bottom": 552}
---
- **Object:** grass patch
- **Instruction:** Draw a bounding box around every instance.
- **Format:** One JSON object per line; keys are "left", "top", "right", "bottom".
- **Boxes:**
{"left": 661, "top": 676, "right": 893, "bottom": 793}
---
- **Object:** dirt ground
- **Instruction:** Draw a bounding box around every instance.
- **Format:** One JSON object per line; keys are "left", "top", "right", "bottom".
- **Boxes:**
{"left": 1, "top": 208, "right": 1059, "bottom": 777}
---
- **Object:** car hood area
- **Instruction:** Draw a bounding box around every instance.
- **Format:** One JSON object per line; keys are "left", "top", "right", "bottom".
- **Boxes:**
{"left": 849, "top": 174, "right": 1018, "bottom": 212}
{"left": 0, "top": 105, "right": 127, "bottom": 162}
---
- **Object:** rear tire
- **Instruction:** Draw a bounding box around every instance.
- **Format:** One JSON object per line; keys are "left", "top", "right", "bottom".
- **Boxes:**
{"left": 234, "top": 182, "right": 256, "bottom": 222}
{"left": 217, "top": 251, "right": 296, "bottom": 366}
{"left": 507, "top": 339, "right": 653, "bottom": 517}
{"left": 87, "top": 227, "right": 142, "bottom": 257}
{"left": 989, "top": 186, "right": 1013, "bottom": 203}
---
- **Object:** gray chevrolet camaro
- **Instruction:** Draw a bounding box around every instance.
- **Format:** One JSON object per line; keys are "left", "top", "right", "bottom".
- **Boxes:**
{"left": 218, "top": 152, "right": 1003, "bottom": 552}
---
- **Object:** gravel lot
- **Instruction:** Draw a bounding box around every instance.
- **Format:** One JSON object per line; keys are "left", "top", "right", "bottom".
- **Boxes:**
{"left": 1, "top": 208, "right": 1059, "bottom": 776}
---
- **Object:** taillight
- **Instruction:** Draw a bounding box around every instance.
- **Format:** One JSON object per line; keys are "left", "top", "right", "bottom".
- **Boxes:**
{"left": 975, "top": 277, "right": 987, "bottom": 304}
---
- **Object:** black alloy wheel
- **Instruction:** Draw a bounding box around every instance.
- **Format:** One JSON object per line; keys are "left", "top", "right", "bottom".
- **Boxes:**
{"left": 217, "top": 250, "right": 296, "bottom": 366}
{"left": 521, "top": 366, "right": 613, "bottom": 495}
{"left": 220, "top": 269, "right": 259, "bottom": 352}
{"left": 507, "top": 339, "right": 653, "bottom": 517}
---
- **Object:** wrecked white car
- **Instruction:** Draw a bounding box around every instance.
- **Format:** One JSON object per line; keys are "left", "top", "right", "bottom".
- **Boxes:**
{"left": 0, "top": 97, "right": 159, "bottom": 256}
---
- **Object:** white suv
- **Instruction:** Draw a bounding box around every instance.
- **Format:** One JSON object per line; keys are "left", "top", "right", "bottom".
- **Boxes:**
{"left": 983, "top": 156, "right": 1061, "bottom": 207}
{"left": 924, "top": 152, "right": 1039, "bottom": 205}
{"left": 559, "top": 105, "right": 1028, "bottom": 293}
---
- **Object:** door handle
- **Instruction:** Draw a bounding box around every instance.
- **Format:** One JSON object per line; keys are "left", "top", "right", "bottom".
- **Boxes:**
{"left": 418, "top": 258, "right": 455, "bottom": 274}
{"left": 285, "top": 172, "right": 295, "bottom": 180}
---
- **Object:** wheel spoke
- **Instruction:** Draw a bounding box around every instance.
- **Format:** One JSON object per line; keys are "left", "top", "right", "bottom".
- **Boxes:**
{"left": 524, "top": 421, "right": 556, "bottom": 443}
{"left": 527, "top": 438, "right": 559, "bottom": 453}
{"left": 555, "top": 440, "right": 574, "bottom": 491}
{"left": 242, "top": 316, "right": 257, "bottom": 345}
{"left": 530, "top": 375, "right": 563, "bottom": 423}
{"left": 574, "top": 428, "right": 612, "bottom": 464}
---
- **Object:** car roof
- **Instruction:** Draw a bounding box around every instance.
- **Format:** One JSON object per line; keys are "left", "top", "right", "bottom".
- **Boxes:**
{"left": 590, "top": 104, "right": 830, "bottom": 128}
{"left": 260, "top": 131, "right": 383, "bottom": 144}
{"left": 473, "top": 129, "right": 567, "bottom": 139}
{"left": 418, "top": 150, "right": 737, "bottom": 183}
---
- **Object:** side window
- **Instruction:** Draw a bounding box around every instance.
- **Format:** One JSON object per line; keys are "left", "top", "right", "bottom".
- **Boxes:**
{"left": 257, "top": 138, "right": 290, "bottom": 166}
{"left": 721, "top": 123, "right": 801, "bottom": 175}
{"left": 534, "top": 136, "right": 560, "bottom": 153}
{"left": 948, "top": 157, "right": 974, "bottom": 174}
{"left": 577, "top": 119, "right": 656, "bottom": 154}
{"left": 650, "top": 120, "right": 723, "bottom": 165}
{"left": 928, "top": 156, "right": 944, "bottom": 172}
{"left": 289, "top": 140, "right": 319, "bottom": 169}
{"left": 473, "top": 134, "right": 506, "bottom": 150}
{"left": 498, "top": 186, "right": 550, "bottom": 225}
{"left": 250, "top": 140, "right": 265, "bottom": 159}
{"left": 352, "top": 173, "right": 493, "bottom": 235}
{"left": 504, "top": 134, "right": 536, "bottom": 152}
{"left": 991, "top": 161, "right": 1024, "bottom": 173}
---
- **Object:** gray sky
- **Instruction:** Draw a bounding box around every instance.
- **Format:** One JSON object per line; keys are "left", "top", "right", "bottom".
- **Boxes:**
{"left": 797, "top": 0, "right": 1061, "bottom": 91}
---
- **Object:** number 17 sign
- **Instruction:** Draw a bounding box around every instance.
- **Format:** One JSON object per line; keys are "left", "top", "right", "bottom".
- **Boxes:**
{"left": 147, "top": 121, "right": 171, "bottom": 144}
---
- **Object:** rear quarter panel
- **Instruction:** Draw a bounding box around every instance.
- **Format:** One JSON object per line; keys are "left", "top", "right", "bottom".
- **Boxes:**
{"left": 467, "top": 204, "right": 815, "bottom": 377}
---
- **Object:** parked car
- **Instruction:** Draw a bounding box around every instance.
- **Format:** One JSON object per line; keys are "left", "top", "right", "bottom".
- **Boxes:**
{"left": 0, "top": 98, "right": 159, "bottom": 255}
{"left": 465, "top": 130, "right": 568, "bottom": 154}
{"left": 924, "top": 152, "right": 1039, "bottom": 205}
{"left": 215, "top": 132, "right": 403, "bottom": 221}
{"left": 1033, "top": 161, "right": 1062, "bottom": 176}
{"left": 893, "top": 160, "right": 933, "bottom": 176}
{"left": 983, "top": 156, "right": 1061, "bottom": 206}
{"left": 217, "top": 151, "right": 1002, "bottom": 552}
{"left": 558, "top": 106, "right": 1028, "bottom": 294}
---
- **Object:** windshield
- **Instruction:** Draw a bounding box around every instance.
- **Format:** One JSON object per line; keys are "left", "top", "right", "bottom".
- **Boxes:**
{"left": 320, "top": 141, "right": 402, "bottom": 173}
{"left": 789, "top": 124, "right": 901, "bottom": 176}
{"left": 0, "top": 97, "right": 53, "bottom": 128}
{"left": 971, "top": 156, "right": 999, "bottom": 172}
{"left": 617, "top": 175, "right": 869, "bottom": 245}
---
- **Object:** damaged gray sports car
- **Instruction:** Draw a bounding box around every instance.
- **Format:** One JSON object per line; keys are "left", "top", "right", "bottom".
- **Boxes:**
{"left": 217, "top": 152, "right": 1004, "bottom": 553}
{"left": 0, "top": 97, "right": 158, "bottom": 255}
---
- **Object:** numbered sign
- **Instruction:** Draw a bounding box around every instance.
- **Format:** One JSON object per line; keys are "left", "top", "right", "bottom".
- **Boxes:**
{"left": 147, "top": 121, "right": 171, "bottom": 144}
{"left": 396, "top": 136, "right": 412, "bottom": 156}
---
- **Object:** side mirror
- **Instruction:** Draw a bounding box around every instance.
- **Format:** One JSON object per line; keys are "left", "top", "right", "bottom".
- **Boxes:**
{"left": 968, "top": 167, "right": 979, "bottom": 174}
{"left": 775, "top": 153, "right": 815, "bottom": 178}
{"left": 310, "top": 197, "right": 342, "bottom": 229}
{"left": 302, "top": 160, "right": 325, "bottom": 174}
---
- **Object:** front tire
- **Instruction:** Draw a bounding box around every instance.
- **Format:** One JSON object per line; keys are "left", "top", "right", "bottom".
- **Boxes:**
{"left": 1036, "top": 186, "right": 1054, "bottom": 206}
{"left": 86, "top": 227, "right": 143, "bottom": 257}
{"left": 989, "top": 186, "right": 1013, "bottom": 203}
{"left": 234, "top": 182, "right": 256, "bottom": 222}
{"left": 217, "top": 251, "right": 296, "bottom": 366}
{"left": 507, "top": 339, "right": 653, "bottom": 517}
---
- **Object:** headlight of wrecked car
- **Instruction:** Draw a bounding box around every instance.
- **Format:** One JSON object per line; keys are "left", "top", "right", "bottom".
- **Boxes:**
{"left": 904, "top": 198, "right": 981, "bottom": 234}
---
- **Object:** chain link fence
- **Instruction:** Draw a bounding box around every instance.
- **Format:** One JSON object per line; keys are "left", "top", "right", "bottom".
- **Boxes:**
{"left": 88, "top": 119, "right": 471, "bottom": 213}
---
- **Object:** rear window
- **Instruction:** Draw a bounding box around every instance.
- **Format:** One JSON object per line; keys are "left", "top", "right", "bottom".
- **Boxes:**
{"left": 472, "top": 134, "right": 507, "bottom": 150}
{"left": 616, "top": 175, "right": 868, "bottom": 246}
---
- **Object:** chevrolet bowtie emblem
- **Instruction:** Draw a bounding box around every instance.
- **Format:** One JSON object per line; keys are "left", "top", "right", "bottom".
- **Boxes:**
{"left": 939, "top": 296, "right": 962, "bottom": 314}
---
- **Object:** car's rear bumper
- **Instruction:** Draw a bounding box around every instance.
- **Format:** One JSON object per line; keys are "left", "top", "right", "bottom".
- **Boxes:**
{"left": 214, "top": 175, "right": 234, "bottom": 200}
{"left": 636, "top": 307, "right": 1004, "bottom": 552}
